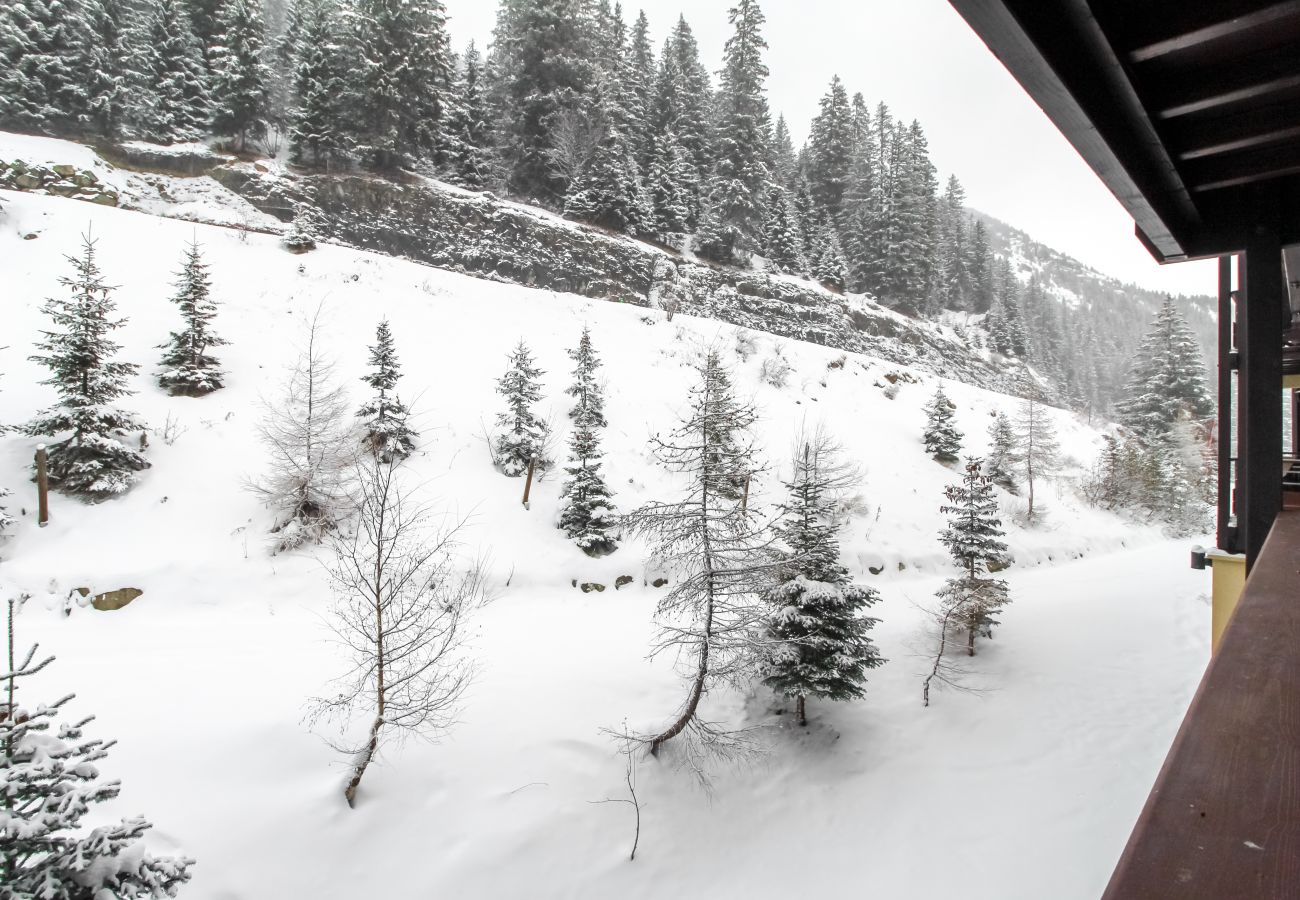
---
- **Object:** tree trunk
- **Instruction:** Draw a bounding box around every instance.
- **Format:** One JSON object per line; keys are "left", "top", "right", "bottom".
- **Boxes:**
{"left": 343, "top": 714, "right": 382, "bottom": 807}
{"left": 649, "top": 621, "right": 710, "bottom": 756}
{"left": 797, "top": 694, "right": 807, "bottom": 727}
{"left": 967, "top": 626, "right": 976, "bottom": 656}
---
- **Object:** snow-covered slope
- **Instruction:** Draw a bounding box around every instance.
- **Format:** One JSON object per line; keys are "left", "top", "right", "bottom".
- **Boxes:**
{"left": 0, "top": 191, "right": 1209, "bottom": 899}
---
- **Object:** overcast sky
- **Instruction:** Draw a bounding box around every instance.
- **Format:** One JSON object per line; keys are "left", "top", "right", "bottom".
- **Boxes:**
{"left": 442, "top": 0, "right": 1219, "bottom": 298}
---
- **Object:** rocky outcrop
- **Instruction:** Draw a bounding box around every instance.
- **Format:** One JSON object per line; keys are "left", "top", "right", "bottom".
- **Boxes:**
{"left": 1, "top": 161, "right": 119, "bottom": 206}
{"left": 211, "top": 165, "right": 1009, "bottom": 390}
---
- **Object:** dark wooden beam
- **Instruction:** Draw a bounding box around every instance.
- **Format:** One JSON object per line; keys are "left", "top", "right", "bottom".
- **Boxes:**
{"left": 1128, "top": 1, "right": 1300, "bottom": 63}
{"left": 1218, "top": 256, "right": 1237, "bottom": 552}
{"left": 1177, "top": 121, "right": 1300, "bottom": 162}
{"left": 1158, "top": 71, "right": 1300, "bottom": 120}
{"left": 1238, "top": 226, "right": 1286, "bottom": 570}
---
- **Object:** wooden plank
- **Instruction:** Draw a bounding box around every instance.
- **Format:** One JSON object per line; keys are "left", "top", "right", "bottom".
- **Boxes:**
{"left": 1128, "top": 1, "right": 1300, "bottom": 63}
{"left": 1102, "top": 511, "right": 1300, "bottom": 899}
{"left": 1218, "top": 256, "right": 1237, "bottom": 551}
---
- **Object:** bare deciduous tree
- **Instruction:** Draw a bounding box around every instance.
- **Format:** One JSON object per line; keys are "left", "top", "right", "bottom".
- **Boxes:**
{"left": 309, "top": 458, "right": 482, "bottom": 807}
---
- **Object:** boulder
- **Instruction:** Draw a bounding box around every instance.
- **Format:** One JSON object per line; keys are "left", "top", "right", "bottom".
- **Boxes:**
{"left": 651, "top": 577, "right": 668, "bottom": 588}
{"left": 73, "top": 171, "right": 97, "bottom": 187}
{"left": 91, "top": 587, "right": 143, "bottom": 611}
{"left": 579, "top": 582, "right": 606, "bottom": 593}
{"left": 14, "top": 173, "right": 41, "bottom": 189}
{"left": 88, "top": 191, "right": 119, "bottom": 206}
{"left": 615, "top": 575, "right": 633, "bottom": 590}
{"left": 48, "top": 181, "right": 80, "bottom": 196}
{"left": 52, "top": 163, "right": 76, "bottom": 177}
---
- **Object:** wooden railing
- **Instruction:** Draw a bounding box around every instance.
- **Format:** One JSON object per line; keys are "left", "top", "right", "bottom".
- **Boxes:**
{"left": 1102, "top": 509, "right": 1300, "bottom": 898}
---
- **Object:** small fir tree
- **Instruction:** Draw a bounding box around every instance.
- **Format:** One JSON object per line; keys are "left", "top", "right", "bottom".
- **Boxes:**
{"left": 26, "top": 234, "right": 148, "bottom": 498}
{"left": 356, "top": 319, "right": 417, "bottom": 463}
{"left": 158, "top": 240, "right": 227, "bottom": 396}
{"left": 1, "top": 599, "right": 195, "bottom": 894}
{"left": 494, "top": 340, "right": 549, "bottom": 477}
{"left": 938, "top": 458, "right": 1011, "bottom": 655}
{"left": 763, "top": 431, "right": 883, "bottom": 726}
{"left": 986, "top": 411, "right": 1018, "bottom": 493}
{"left": 559, "top": 327, "right": 618, "bottom": 555}
{"left": 923, "top": 385, "right": 963, "bottom": 464}
{"left": 762, "top": 184, "right": 808, "bottom": 276}
{"left": 811, "top": 227, "right": 848, "bottom": 291}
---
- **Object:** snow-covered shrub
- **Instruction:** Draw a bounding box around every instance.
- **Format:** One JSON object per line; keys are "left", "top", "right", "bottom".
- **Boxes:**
{"left": 732, "top": 327, "right": 758, "bottom": 361}
{"left": 759, "top": 353, "right": 791, "bottom": 388}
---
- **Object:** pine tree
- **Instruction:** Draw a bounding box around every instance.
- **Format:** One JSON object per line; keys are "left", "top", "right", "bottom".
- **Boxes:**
{"left": 131, "top": 0, "right": 212, "bottom": 143}
{"left": 441, "top": 41, "right": 492, "bottom": 189}
{"left": 25, "top": 234, "right": 149, "bottom": 499}
{"left": 647, "top": 128, "right": 692, "bottom": 235}
{"left": 1116, "top": 297, "right": 1214, "bottom": 440}
{"left": 2, "top": 600, "right": 195, "bottom": 895}
{"left": 923, "top": 385, "right": 963, "bottom": 464}
{"left": 968, "top": 218, "right": 994, "bottom": 313}
{"left": 559, "top": 327, "right": 617, "bottom": 555}
{"left": 158, "top": 240, "right": 227, "bottom": 396}
{"left": 986, "top": 411, "right": 1019, "bottom": 493}
{"left": 1014, "top": 380, "right": 1061, "bottom": 525}
{"left": 186, "top": 0, "right": 225, "bottom": 70}
{"left": 626, "top": 9, "right": 655, "bottom": 170}
{"left": 810, "top": 225, "right": 848, "bottom": 291}
{"left": 623, "top": 349, "right": 771, "bottom": 759}
{"left": 564, "top": 66, "right": 650, "bottom": 235}
{"left": 494, "top": 339, "right": 549, "bottom": 477}
{"left": 351, "top": 0, "right": 453, "bottom": 171}
{"left": 763, "top": 431, "right": 883, "bottom": 726}
{"left": 0, "top": 0, "right": 89, "bottom": 134}
{"left": 770, "top": 113, "right": 798, "bottom": 191}
{"left": 288, "top": 0, "right": 353, "bottom": 169}
{"left": 762, "top": 184, "right": 808, "bottom": 276}
{"left": 648, "top": 15, "right": 711, "bottom": 228}
{"left": 357, "top": 319, "right": 417, "bottom": 463}
{"left": 210, "top": 0, "right": 270, "bottom": 151}
{"left": 82, "top": 0, "right": 129, "bottom": 139}
{"left": 700, "top": 0, "right": 772, "bottom": 263}
{"left": 806, "top": 74, "right": 853, "bottom": 219}
{"left": 937, "top": 458, "right": 1011, "bottom": 655}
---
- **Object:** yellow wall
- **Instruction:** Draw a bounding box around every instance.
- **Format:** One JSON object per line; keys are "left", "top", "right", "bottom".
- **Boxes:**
{"left": 1285, "top": 374, "right": 1300, "bottom": 389}
{"left": 1208, "top": 550, "right": 1247, "bottom": 652}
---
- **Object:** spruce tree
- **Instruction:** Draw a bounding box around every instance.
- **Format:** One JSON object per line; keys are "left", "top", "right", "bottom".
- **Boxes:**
{"left": 494, "top": 339, "right": 549, "bottom": 477}
{"left": 25, "top": 234, "right": 149, "bottom": 499}
{"left": 1116, "top": 297, "right": 1213, "bottom": 440}
{"left": 937, "top": 458, "right": 1011, "bottom": 655}
{"left": 351, "top": 0, "right": 453, "bottom": 171}
{"left": 0, "top": 0, "right": 89, "bottom": 134}
{"left": 763, "top": 432, "right": 883, "bottom": 727}
{"left": 158, "top": 240, "right": 227, "bottom": 396}
{"left": 288, "top": 0, "right": 352, "bottom": 169}
{"left": 441, "top": 41, "right": 492, "bottom": 189}
{"left": 923, "top": 385, "right": 963, "bottom": 464}
{"left": 806, "top": 74, "right": 854, "bottom": 219}
{"left": 564, "top": 68, "right": 650, "bottom": 235}
{"left": 82, "top": 0, "right": 129, "bottom": 139}
{"left": 810, "top": 225, "right": 847, "bottom": 291}
{"left": 626, "top": 9, "right": 655, "bottom": 170}
{"left": 210, "top": 0, "right": 270, "bottom": 151}
{"left": 559, "top": 327, "right": 617, "bottom": 555}
{"left": 986, "top": 411, "right": 1019, "bottom": 493}
{"left": 648, "top": 15, "right": 711, "bottom": 228}
{"left": 701, "top": 0, "right": 772, "bottom": 263}
{"left": 647, "top": 129, "right": 692, "bottom": 236}
{"left": 1, "top": 601, "right": 195, "bottom": 895}
{"left": 762, "top": 184, "right": 808, "bottom": 276}
{"left": 770, "top": 114, "right": 798, "bottom": 191}
{"left": 132, "top": 0, "right": 212, "bottom": 143}
{"left": 357, "top": 319, "right": 417, "bottom": 463}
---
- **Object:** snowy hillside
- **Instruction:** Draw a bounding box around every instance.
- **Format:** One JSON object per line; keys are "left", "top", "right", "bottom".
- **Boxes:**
{"left": 0, "top": 191, "right": 1209, "bottom": 899}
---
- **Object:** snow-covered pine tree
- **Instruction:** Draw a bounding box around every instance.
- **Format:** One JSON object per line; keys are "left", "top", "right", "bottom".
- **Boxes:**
{"left": 806, "top": 74, "right": 854, "bottom": 220}
{"left": 626, "top": 9, "right": 655, "bottom": 170}
{"left": 986, "top": 411, "right": 1018, "bottom": 493}
{"left": 357, "top": 319, "right": 417, "bottom": 463}
{"left": 494, "top": 339, "right": 549, "bottom": 477}
{"left": 810, "top": 225, "right": 848, "bottom": 291}
{"left": 623, "top": 349, "right": 772, "bottom": 761}
{"left": 763, "top": 429, "right": 883, "bottom": 727}
{"left": 288, "top": 0, "right": 352, "bottom": 169}
{"left": 923, "top": 384, "right": 963, "bottom": 464}
{"left": 762, "top": 184, "right": 808, "bottom": 276}
{"left": 1150, "top": 417, "right": 1212, "bottom": 536}
{"left": 0, "top": 0, "right": 89, "bottom": 134}
{"left": 1, "top": 600, "right": 195, "bottom": 894}
{"left": 1115, "top": 296, "right": 1213, "bottom": 440}
{"left": 82, "top": 0, "right": 129, "bottom": 139}
{"left": 1014, "top": 379, "right": 1060, "bottom": 525}
{"left": 646, "top": 128, "right": 692, "bottom": 236}
{"left": 563, "top": 67, "right": 650, "bottom": 235}
{"left": 252, "top": 305, "right": 353, "bottom": 550}
{"left": 350, "top": 0, "right": 453, "bottom": 171}
{"left": 770, "top": 113, "right": 798, "bottom": 192}
{"left": 158, "top": 239, "right": 227, "bottom": 396}
{"left": 131, "top": 0, "right": 212, "bottom": 143}
{"left": 210, "top": 0, "right": 270, "bottom": 151}
{"left": 938, "top": 457, "right": 1011, "bottom": 655}
{"left": 559, "top": 327, "right": 617, "bottom": 555}
{"left": 26, "top": 234, "right": 149, "bottom": 499}
{"left": 699, "top": 0, "right": 772, "bottom": 263}
{"left": 648, "top": 14, "right": 711, "bottom": 228}
{"left": 441, "top": 41, "right": 492, "bottom": 189}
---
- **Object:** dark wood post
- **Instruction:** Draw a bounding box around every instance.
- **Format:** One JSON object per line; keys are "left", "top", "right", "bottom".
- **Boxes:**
{"left": 1216, "top": 255, "right": 1234, "bottom": 551}
{"left": 1238, "top": 228, "right": 1286, "bottom": 570}
{"left": 521, "top": 457, "right": 536, "bottom": 509}
{"left": 35, "top": 444, "right": 49, "bottom": 527}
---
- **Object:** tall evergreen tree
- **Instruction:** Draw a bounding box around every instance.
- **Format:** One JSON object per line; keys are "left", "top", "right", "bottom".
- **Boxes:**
{"left": 131, "top": 0, "right": 212, "bottom": 143}
{"left": 158, "top": 240, "right": 227, "bottom": 396}
{"left": 81, "top": 0, "right": 129, "bottom": 139}
{"left": 186, "top": 0, "right": 226, "bottom": 69}
{"left": 494, "top": 339, "right": 550, "bottom": 477}
{"left": 210, "top": 0, "right": 271, "bottom": 151}
{"left": 700, "top": 0, "right": 772, "bottom": 263}
{"left": 967, "top": 218, "right": 994, "bottom": 313}
{"left": 806, "top": 74, "right": 854, "bottom": 220}
{"left": 441, "top": 41, "right": 492, "bottom": 189}
{"left": 351, "top": 0, "right": 454, "bottom": 170}
{"left": 564, "top": 63, "right": 650, "bottom": 235}
{"left": 763, "top": 431, "right": 883, "bottom": 726}
{"left": 937, "top": 458, "right": 1012, "bottom": 655}
{"left": 626, "top": 10, "right": 655, "bottom": 170}
{"left": 646, "top": 128, "right": 692, "bottom": 235}
{"left": 648, "top": 15, "right": 711, "bottom": 228}
{"left": 0, "top": 0, "right": 89, "bottom": 134}
{"left": 985, "top": 411, "right": 1019, "bottom": 493}
{"left": 923, "top": 384, "right": 963, "bottom": 464}
{"left": 1115, "top": 297, "right": 1214, "bottom": 439}
{"left": 559, "top": 327, "right": 617, "bottom": 555}
{"left": 357, "top": 319, "right": 417, "bottom": 463}
{"left": 288, "top": 0, "right": 353, "bottom": 169}
{"left": 770, "top": 113, "right": 798, "bottom": 192}
{"left": 26, "top": 234, "right": 149, "bottom": 498}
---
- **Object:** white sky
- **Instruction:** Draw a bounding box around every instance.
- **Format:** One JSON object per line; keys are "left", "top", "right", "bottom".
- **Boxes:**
{"left": 442, "top": 0, "right": 1220, "bottom": 298}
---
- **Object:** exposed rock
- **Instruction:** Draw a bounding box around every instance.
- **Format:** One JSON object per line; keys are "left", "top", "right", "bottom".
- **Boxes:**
{"left": 73, "top": 171, "right": 97, "bottom": 187}
{"left": 52, "top": 163, "right": 75, "bottom": 177}
{"left": 14, "top": 173, "right": 41, "bottom": 189}
{"left": 104, "top": 142, "right": 231, "bottom": 177}
{"left": 47, "top": 181, "right": 80, "bottom": 196}
{"left": 91, "top": 587, "right": 143, "bottom": 611}
{"left": 89, "top": 191, "right": 119, "bottom": 206}
{"left": 615, "top": 575, "right": 633, "bottom": 590}
{"left": 579, "top": 582, "right": 606, "bottom": 593}
{"left": 651, "top": 577, "right": 669, "bottom": 588}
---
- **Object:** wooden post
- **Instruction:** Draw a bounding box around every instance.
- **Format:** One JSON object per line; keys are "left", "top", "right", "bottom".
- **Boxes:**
{"left": 35, "top": 444, "right": 49, "bottom": 527}
{"left": 521, "top": 457, "right": 536, "bottom": 509}
{"left": 741, "top": 473, "right": 751, "bottom": 513}
{"left": 1215, "top": 255, "right": 1235, "bottom": 551}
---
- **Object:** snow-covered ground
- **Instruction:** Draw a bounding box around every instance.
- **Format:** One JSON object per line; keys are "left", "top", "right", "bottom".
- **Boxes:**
{"left": 0, "top": 190, "right": 1210, "bottom": 898}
